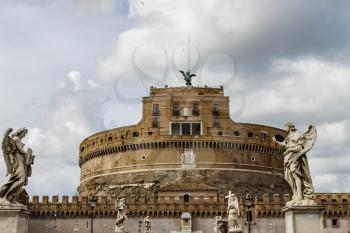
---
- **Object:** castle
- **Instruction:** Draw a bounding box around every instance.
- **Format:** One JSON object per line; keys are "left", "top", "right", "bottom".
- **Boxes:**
{"left": 26, "top": 85, "right": 349, "bottom": 233}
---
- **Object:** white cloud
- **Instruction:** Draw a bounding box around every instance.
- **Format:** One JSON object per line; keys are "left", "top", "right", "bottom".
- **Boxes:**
{"left": 239, "top": 58, "right": 350, "bottom": 122}
{"left": 87, "top": 79, "right": 103, "bottom": 89}
{"left": 318, "top": 120, "right": 350, "bottom": 146}
{"left": 66, "top": 71, "right": 82, "bottom": 91}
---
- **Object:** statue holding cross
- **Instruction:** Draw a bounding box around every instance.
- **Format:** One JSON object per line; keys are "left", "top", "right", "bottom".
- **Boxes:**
{"left": 225, "top": 191, "right": 242, "bottom": 233}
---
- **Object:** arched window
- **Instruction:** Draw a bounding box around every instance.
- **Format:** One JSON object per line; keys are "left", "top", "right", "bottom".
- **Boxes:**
{"left": 184, "top": 194, "right": 190, "bottom": 203}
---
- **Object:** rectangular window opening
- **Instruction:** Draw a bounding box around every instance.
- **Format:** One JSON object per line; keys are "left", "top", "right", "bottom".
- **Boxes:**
{"left": 173, "top": 103, "right": 180, "bottom": 116}
{"left": 182, "top": 123, "right": 191, "bottom": 135}
{"left": 171, "top": 123, "right": 181, "bottom": 135}
{"left": 170, "top": 122, "right": 202, "bottom": 136}
{"left": 192, "top": 123, "right": 201, "bottom": 135}
{"left": 152, "top": 104, "right": 160, "bottom": 116}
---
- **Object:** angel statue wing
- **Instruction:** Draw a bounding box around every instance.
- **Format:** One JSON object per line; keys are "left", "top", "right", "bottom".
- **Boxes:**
{"left": 2, "top": 128, "right": 14, "bottom": 176}
{"left": 179, "top": 70, "right": 186, "bottom": 78}
{"left": 296, "top": 125, "right": 317, "bottom": 159}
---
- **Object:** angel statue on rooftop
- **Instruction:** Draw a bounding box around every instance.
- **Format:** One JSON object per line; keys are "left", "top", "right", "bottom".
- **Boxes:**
{"left": 0, "top": 128, "right": 35, "bottom": 206}
{"left": 272, "top": 122, "right": 317, "bottom": 207}
{"left": 179, "top": 70, "right": 196, "bottom": 86}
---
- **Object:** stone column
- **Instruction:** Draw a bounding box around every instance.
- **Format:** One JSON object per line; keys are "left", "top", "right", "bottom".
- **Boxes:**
{"left": 282, "top": 206, "right": 325, "bottom": 233}
{"left": 0, "top": 206, "right": 30, "bottom": 233}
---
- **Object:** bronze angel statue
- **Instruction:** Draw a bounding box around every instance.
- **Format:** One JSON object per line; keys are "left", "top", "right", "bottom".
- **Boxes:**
{"left": 0, "top": 128, "right": 35, "bottom": 206}
{"left": 179, "top": 70, "right": 196, "bottom": 86}
{"left": 272, "top": 122, "right": 317, "bottom": 207}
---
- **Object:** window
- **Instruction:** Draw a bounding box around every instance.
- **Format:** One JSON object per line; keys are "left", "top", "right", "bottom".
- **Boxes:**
{"left": 171, "top": 123, "right": 181, "bottom": 135}
{"left": 173, "top": 103, "right": 180, "bottom": 116}
{"left": 108, "top": 137, "right": 113, "bottom": 141}
{"left": 332, "top": 219, "right": 339, "bottom": 228}
{"left": 260, "top": 132, "right": 268, "bottom": 140}
{"left": 148, "top": 131, "right": 153, "bottom": 136}
{"left": 152, "top": 117, "right": 159, "bottom": 128}
{"left": 80, "top": 147, "right": 85, "bottom": 152}
{"left": 184, "top": 194, "right": 190, "bottom": 203}
{"left": 248, "top": 132, "right": 254, "bottom": 138}
{"left": 192, "top": 123, "right": 201, "bottom": 135}
{"left": 218, "top": 131, "right": 223, "bottom": 136}
{"left": 213, "top": 118, "right": 220, "bottom": 127}
{"left": 182, "top": 123, "right": 191, "bottom": 135}
{"left": 192, "top": 103, "right": 200, "bottom": 116}
{"left": 212, "top": 104, "right": 220, "bottom": 115}
{"left": 132, "top": 132, "right": 139, "bottom": 137}
{"left": 170, "top": 122, "right": 202, "bottom": 135}
{"left": 233, "top": 131, "right": 240, "bottom": 137}
{"left": 152, "top": 104, "right": 160, "bottom": 116}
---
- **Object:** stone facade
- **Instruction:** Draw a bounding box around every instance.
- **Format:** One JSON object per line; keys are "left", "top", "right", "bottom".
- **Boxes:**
{"left": 26, "top": 193, "right": 350, "bottom": 233}
{"left": 79, "top": 86, "right": 290, "bottom": 197}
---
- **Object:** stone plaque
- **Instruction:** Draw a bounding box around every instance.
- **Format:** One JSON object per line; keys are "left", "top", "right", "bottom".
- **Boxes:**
{"left": 182, "top": 149, "right": 196, "bottom": 169}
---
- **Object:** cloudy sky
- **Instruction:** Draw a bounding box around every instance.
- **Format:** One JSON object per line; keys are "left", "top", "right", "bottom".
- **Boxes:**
{"left": 0, "top": 0, "right": 349, "bottom": 196}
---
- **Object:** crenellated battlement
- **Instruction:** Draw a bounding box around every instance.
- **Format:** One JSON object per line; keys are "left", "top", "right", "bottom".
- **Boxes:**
{"left": 27, "top": 193, "right": 350, "bottom": 219}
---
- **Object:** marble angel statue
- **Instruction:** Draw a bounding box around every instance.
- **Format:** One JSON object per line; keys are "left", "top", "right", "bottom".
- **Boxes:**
{"left": 144, "top": 216, "right": 151, "bottom": 233}
{"left": 226, "top": 191, "right": 241, "bottom": 232}
{"left": 272, "top": 122, "right": 317, "bottom": 207}
{"left": 0, "top": 128, "right": 35, "bottom": 206}
{"left": 214, "top": 216, "right": 225, "bottom": 233}
{"left": 115, "top": 198, "right": 127, "bottom": 233}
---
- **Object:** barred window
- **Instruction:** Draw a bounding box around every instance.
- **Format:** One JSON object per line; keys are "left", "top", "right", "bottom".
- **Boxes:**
{"left": 173, "top": 103, "right": 180, "bottom": 116}
{"left": 212, "top": 103, "right": 220, "bottom": 115}
{"left": 152, "top": 104, "right": 160, "bottom": 116}
{"left": 192, "top": 103, "right": 200, "bottom": 116}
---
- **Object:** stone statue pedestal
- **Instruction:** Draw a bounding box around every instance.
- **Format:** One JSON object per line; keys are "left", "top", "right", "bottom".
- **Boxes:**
{"left": 228, "top": 228, "right": 243, "bottom": 233}
{"left": 282, "top": 205, "right": 325, "bottom": 233}
{"left": 0, "top": 205, "right": 30, "bottom": 233}
{"left": 115, "top": 226, "right": 125, "bottom": 233}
